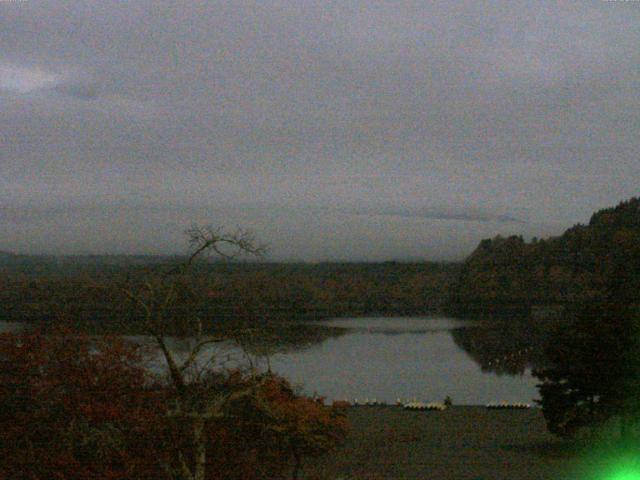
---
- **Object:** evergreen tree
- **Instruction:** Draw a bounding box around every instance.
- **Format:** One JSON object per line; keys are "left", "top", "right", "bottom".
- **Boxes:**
{"left": 532, "top": 303, "right": 635, "bottom": 438}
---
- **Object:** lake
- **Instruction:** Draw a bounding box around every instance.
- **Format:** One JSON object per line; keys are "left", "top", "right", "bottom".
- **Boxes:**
{"left": 0, "top": 316, "right": 543, "bottom": 406}
{"left": 266, "top": 317, "right": 541, "bottom": 405}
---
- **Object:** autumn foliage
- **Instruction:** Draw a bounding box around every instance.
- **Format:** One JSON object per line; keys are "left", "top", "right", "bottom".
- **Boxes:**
{"left": 0, "top": 328, "right": 348, "bottom": 480}
{"left": 182, "top": 374, "right": 349, "bottom": 480}
{"left": 0, "top": 327, "right": 164, "bottom": 479}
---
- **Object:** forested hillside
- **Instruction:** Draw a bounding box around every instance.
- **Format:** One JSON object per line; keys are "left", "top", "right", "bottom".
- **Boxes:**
{"left": 447, "top": 197, "right": 640, "bottom": 316}
{"left": 0, "top": 261, "right": 459, "bottom": 332}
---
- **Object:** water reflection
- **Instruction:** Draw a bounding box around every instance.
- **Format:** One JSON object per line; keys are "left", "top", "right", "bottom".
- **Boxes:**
{"left": 266, "top": 317, "right": 542, "bottom": 405}
{"left": 0, "top": 317, "right": 549, "bottom": 405}
{"left": 451, "top": 317, "right": 553, "bottom": 376}
{"left": 318, "top": 316, "right": 471, "bottom": 335}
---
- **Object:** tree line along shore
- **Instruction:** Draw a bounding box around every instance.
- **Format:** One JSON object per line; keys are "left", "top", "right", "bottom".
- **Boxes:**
{"left": 1, "top": 197, "right": 639, "bottom": 331}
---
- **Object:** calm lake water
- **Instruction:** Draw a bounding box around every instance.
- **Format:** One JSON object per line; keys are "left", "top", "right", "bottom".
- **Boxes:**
{"left": 0, "top": 316, "right": 542, "bottom": 405}
{"left": 267, "top": 317, "right": 541, "bottom": 405}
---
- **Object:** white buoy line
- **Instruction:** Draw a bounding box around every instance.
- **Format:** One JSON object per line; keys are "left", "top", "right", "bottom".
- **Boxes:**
{"left": 485, "top": 401, "right": 531, "bottom": 409}
{"left": 334, "top": 399, "right": 533, "bottom": 410}
{"left": 338, "top": 398, "right": 448, "bottom": 410}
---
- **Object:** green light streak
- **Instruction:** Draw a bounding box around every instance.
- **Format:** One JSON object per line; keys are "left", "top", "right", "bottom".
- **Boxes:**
{"left": 607, "top": 469, "right": 640, "bottom": 480}
{"left": 568, "top": 443, "right": 640, "bottom": 480}
{"left": 601, "top": 457, "right": 640, "bottom": 480}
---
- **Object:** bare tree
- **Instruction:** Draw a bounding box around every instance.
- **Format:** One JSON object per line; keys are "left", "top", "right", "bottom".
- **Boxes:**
{"left": 110, "top": 224, "right": 268, "bottom": 480}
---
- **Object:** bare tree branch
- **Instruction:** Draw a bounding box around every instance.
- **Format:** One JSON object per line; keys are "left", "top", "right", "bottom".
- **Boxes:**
{"left": 94, "top": 224, "right": 268, "bottom": 480}
{"left": 178, "top": 336, "right": 225, "bottom": 373}
{"left": 164, "top": 224, "right": 268, "bottom": 277}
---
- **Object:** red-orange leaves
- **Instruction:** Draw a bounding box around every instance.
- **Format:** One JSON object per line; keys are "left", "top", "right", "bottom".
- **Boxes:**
{"left": 0, "top": 327, "right": 163, "bottom": 480}
{"left": 0, "top": 329, "right": 349, "bottom": 480}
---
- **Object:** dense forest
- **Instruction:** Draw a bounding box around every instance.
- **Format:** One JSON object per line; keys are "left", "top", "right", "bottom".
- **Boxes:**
{"left": 0, "top": 259, "right": 458, "bottom": 333}
{"left": 446, "top": 197, "right": 640, "bottom": 316}
{"left": 447, "top": 197, "right": 640, "bottom": 439}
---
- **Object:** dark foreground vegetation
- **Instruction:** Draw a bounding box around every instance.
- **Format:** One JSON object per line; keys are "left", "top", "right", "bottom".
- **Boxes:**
{"left": 0, "top": 327, "right": 348, "bottom": 480}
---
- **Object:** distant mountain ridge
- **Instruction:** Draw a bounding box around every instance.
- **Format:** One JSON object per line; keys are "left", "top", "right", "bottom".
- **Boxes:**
{"left": 0, "top": 252, "right": 190, "bottom": 266}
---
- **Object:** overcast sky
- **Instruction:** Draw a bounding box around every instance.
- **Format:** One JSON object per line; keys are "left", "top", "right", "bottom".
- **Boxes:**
{"left": 1, "top": 1, "right": 639, "bottom": 260}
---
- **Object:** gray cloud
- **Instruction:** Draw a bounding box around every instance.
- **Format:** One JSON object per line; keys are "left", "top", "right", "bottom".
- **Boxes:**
{"left": 52, "top": 81, "right": 100, "bottom": 100}
{"left": 0, "top": 1, "right": 639, "bottom": 259}
{"left": 318, "top": 206, "right": 525, "bottom": 224}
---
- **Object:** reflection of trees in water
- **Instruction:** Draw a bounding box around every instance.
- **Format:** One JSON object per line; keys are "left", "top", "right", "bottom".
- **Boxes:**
{"left": 131, "top": 323, "right": 349, "bottom": 378}
{"left": 227, "top": 323, "right": 349, "bottom": 356}
{"left": 165, "top": 325, "right": 348, "bottom": 357}
{"left": 340, "top": 328, "right": 453, "bottom": 336}
{"left": 451, "top": 318, "right": 554, "bottom": 376}
{"left": 194, "top": 321, "right": 348, "bottom": 356}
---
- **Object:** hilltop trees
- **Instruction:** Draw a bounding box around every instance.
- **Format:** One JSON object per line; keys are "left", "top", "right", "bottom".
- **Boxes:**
{"left": 447, "top": 234, "right": 536, "bottom": 314}
{"left": 447, "top": 197, "right": 640, "bottom": 316}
